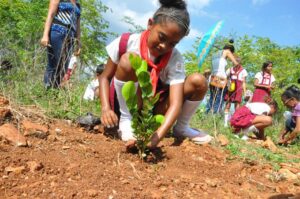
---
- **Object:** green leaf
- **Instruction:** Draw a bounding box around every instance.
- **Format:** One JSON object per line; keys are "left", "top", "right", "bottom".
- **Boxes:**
{"left": 129, "top": 54, "right": 142, "bottom": 70}
{"left": 150, "top": 94, "right": 160, "bottom": 105}
{"left": 141, "top": 60, "right": 148, "bottom": 71}
{"left": 141, "top": 84, "right": 153, "bottom": 98}
{"left": 122, "top": 81, "right": 136, "bottom": 102}
{"left": 137, "top": 71, "right": 151, "bottom": 87}
{"left": 153, "top": 114, "right": 165, "bottom": 125}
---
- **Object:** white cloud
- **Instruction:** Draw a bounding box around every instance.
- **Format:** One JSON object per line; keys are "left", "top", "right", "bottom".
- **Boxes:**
{"left": 252, "top": 0, "right": 270, "bottom": 6}
{"left": 102, "top": 0, "right": 214, "bottom": 34}
{"left": 186, "top": 27, "right": 204, "bottom": 40}
{"left": 102, "top": 0, "right": 155, "bottom": 34}
{"left": 101, "top": 0, "right": 212, "bottom": 51}
{"left": 187, "top": 0, "right": 213, "bottom": 15}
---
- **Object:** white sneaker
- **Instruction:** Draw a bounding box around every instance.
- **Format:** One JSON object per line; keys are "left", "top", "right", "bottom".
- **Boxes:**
{"left": 173, "top": 127, "right": 212, "bottom": 144}
{"left": 241, "top": 135, "right": 249, "bottom": 141}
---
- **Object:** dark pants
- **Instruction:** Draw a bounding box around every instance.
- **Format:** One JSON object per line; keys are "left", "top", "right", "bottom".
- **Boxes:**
{"left": 285, "top": 116, "right": 296, "bottom": 132}
{"left": 206, "top": 86, "right": 226, "bottom": 114}
{"left": 44, "top": 30, "right": 74, "bottom": 88}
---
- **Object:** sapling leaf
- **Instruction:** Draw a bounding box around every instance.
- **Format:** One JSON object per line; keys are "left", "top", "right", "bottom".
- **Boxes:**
{"left": 141, "top": 60, "right": 148, "bottom": 71}
{"left": 141, "top": 84, "right": 153, "bottom": 98}
{"left": 150, "top": 93, "right": 160, "bottom": 105}
{"left": 153, "top": 114, "right": 165, "bottom": 125}
{"left": 129, "top": 54, "right": 141, "bottom": 70}
{"left": 122, "top": 81, "right": 136, "bottom": 102}
{"left": 137, "top": 71, "right": 150, "bottom": 87}
{"left": 122, "top": 53, "right": 165, "bottom": 159}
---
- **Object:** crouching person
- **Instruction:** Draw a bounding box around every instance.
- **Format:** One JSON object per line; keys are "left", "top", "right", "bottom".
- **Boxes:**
{"left": 230, "top": 98, "right": 277, "bottom": 140}
{"left": 99, "top": 0, "right": 212, "bottom": 150}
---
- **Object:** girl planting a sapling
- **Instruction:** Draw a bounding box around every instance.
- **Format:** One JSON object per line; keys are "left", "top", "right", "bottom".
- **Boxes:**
{"left": 99, "top": 0, "right": 212, "bottom": 151}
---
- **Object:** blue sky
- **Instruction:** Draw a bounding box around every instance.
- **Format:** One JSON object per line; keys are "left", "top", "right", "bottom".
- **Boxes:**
{"left": 101, "top": 0, "right": 300, "bottom": 53}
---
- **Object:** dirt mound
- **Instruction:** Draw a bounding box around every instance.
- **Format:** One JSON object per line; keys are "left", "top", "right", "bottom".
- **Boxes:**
{"left": 0, "top": 97, "right": 299, "bottom": 198}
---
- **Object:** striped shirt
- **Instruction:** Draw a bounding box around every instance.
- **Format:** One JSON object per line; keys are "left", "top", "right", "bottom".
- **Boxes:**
{"left": 52, "top": 0, "right": 81, "bottom": 35}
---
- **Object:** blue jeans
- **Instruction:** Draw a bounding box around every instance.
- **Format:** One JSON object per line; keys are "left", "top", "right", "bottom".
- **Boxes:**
{"left": 285, "top": 115, "right": 296, "bottom": 132}
{"left": 44, "top": 30, "right": 74, "bottom": 88}
{"left": 206, "top": 86, "right": 226, "bottom": 114}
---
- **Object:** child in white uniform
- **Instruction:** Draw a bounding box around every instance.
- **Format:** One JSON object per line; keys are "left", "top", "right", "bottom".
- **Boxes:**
{"left": 99, "top": 0, "right": 211, "bottom": 149}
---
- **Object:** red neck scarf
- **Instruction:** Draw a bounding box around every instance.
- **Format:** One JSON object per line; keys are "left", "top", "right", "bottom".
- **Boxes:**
{"left": 140, "top": 30, "right": 172, "bottom": 94}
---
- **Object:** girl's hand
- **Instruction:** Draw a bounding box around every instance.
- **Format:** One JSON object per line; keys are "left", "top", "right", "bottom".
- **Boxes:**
{"left": 100, "top": 107, "right": 118, "bottom": 128}
{"left": 279, "top": 130, "right": 288, "bottom": 140}
{"left": 40, "top": 35, "right": 50, "bottom": 47}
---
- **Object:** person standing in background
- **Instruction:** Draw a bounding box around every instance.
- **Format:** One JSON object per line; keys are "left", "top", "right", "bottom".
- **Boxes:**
{"left": 206, "top": 39, "right": 239, "bottom": 114}
{"left": 41, "top": 0, "right": 81, "bottom": 89}
{"left": 60, "top": 54, "right": 79, "bottom": 87}
{"left": 251, "top": 61, "right": 275, "bottom": 102}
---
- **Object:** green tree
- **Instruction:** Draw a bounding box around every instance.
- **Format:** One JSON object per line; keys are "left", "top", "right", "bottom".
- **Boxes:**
{"left": 0, "top": 0, "right": 113, "bottom": 67}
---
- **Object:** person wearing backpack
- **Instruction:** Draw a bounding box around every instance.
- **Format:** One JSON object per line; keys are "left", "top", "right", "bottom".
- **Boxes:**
{"left": 99, "top": 0, "right": 212, "bottom": 151}
{"left": 224, "top": 56, "right": 248, "bottom": 127}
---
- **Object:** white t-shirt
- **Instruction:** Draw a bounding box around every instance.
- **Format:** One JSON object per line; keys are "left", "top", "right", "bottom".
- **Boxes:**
{"left": 106, "top": 33, "right": 185, "bottom": 85}
{"left": 246, "top": 102, "right": 271, "bottom": 115}
{"left": 254, "top": 71, "right": 275, "bottom": 85}
{"left": 68, "top": 55, "right": 78, "bottom": 70}
{"left": 83, "top": 79, "right": 99, "bottom": 100}
{"left": 211, "top": 51, "right": 227, "bottom": 78}
{"left": 226, "top": 67, "right": 248, "bottom": 81}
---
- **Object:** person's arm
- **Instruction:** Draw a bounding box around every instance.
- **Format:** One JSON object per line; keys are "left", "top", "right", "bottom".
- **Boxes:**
{"left": 278, "top": 128, "right": 289, "bottom": 144}
{"left": 99, "top": 58, "right": 118, "bottom": 127}
{"left": 40, "top": 0, "right": 59, "bottom": 47}
{"left": 223, "top": 49, "right": 238, "bottom": 66}
{"left": 253, "top": 78, "right": 270, "bottom": 90}
{"left": 150, "top": 83, "right": 184, "bottom": 147}
{"left": 282, "top": 116, "right": 300, "bottom": 144}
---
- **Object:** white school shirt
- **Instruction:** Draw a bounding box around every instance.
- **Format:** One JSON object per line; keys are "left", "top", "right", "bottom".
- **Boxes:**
{"left": 211, "top": 51, "right": 227, "bottom": 79}
{"left": 83, "top": 79, "right": 99, "bottom": 100}
{"left": 106, "top": 33, "right": 185, "bottom": 85}
{"left": 68, "top": 55, "right": 78, "bottom": 70}
{"left": 246, "top": 102, "right": 271, "bottom": 115}
{"left": 254, "top": 71, "right": 275, "bottom": 85}
{"left": 226, "top": 67, "right": 248, "bottom": 81}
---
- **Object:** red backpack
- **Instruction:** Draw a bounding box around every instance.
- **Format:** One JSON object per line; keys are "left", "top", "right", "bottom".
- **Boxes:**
{"left": 109, "top": 33, "right": 131, "bottom": 118}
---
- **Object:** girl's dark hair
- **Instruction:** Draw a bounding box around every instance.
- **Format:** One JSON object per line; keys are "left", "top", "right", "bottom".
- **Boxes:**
{"left": 269, "top": 100, "right": 278, "bottom": 113}
{"left": 282, "top": 85, "right": 300, "bottom": 101}
{"left": 153, "top": 0, "right": 190, "bottom": 36}
{"left": 264, "top": 96, "right": 278, "bottom": 112}
{"left": 262, "top": 61, "right": 273, "bottom": 71}
{"left": 223, "top": 39, "right": 235, "bottom": 53}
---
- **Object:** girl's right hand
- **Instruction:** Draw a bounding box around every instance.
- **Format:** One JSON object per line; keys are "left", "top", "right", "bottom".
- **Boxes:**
{"left": 40, "top": 35, "right": 50, "bottom": 47}
{"left": 100, "top": 108, "right": 118, "bottom": 128}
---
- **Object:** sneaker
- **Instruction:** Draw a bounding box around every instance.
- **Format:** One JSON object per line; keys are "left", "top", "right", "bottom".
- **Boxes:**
{"left": 173, "top": 127, "right": 212, "bottom": 145}
{"left": 241, "top": 135, "right": 249, "bottom": 141}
